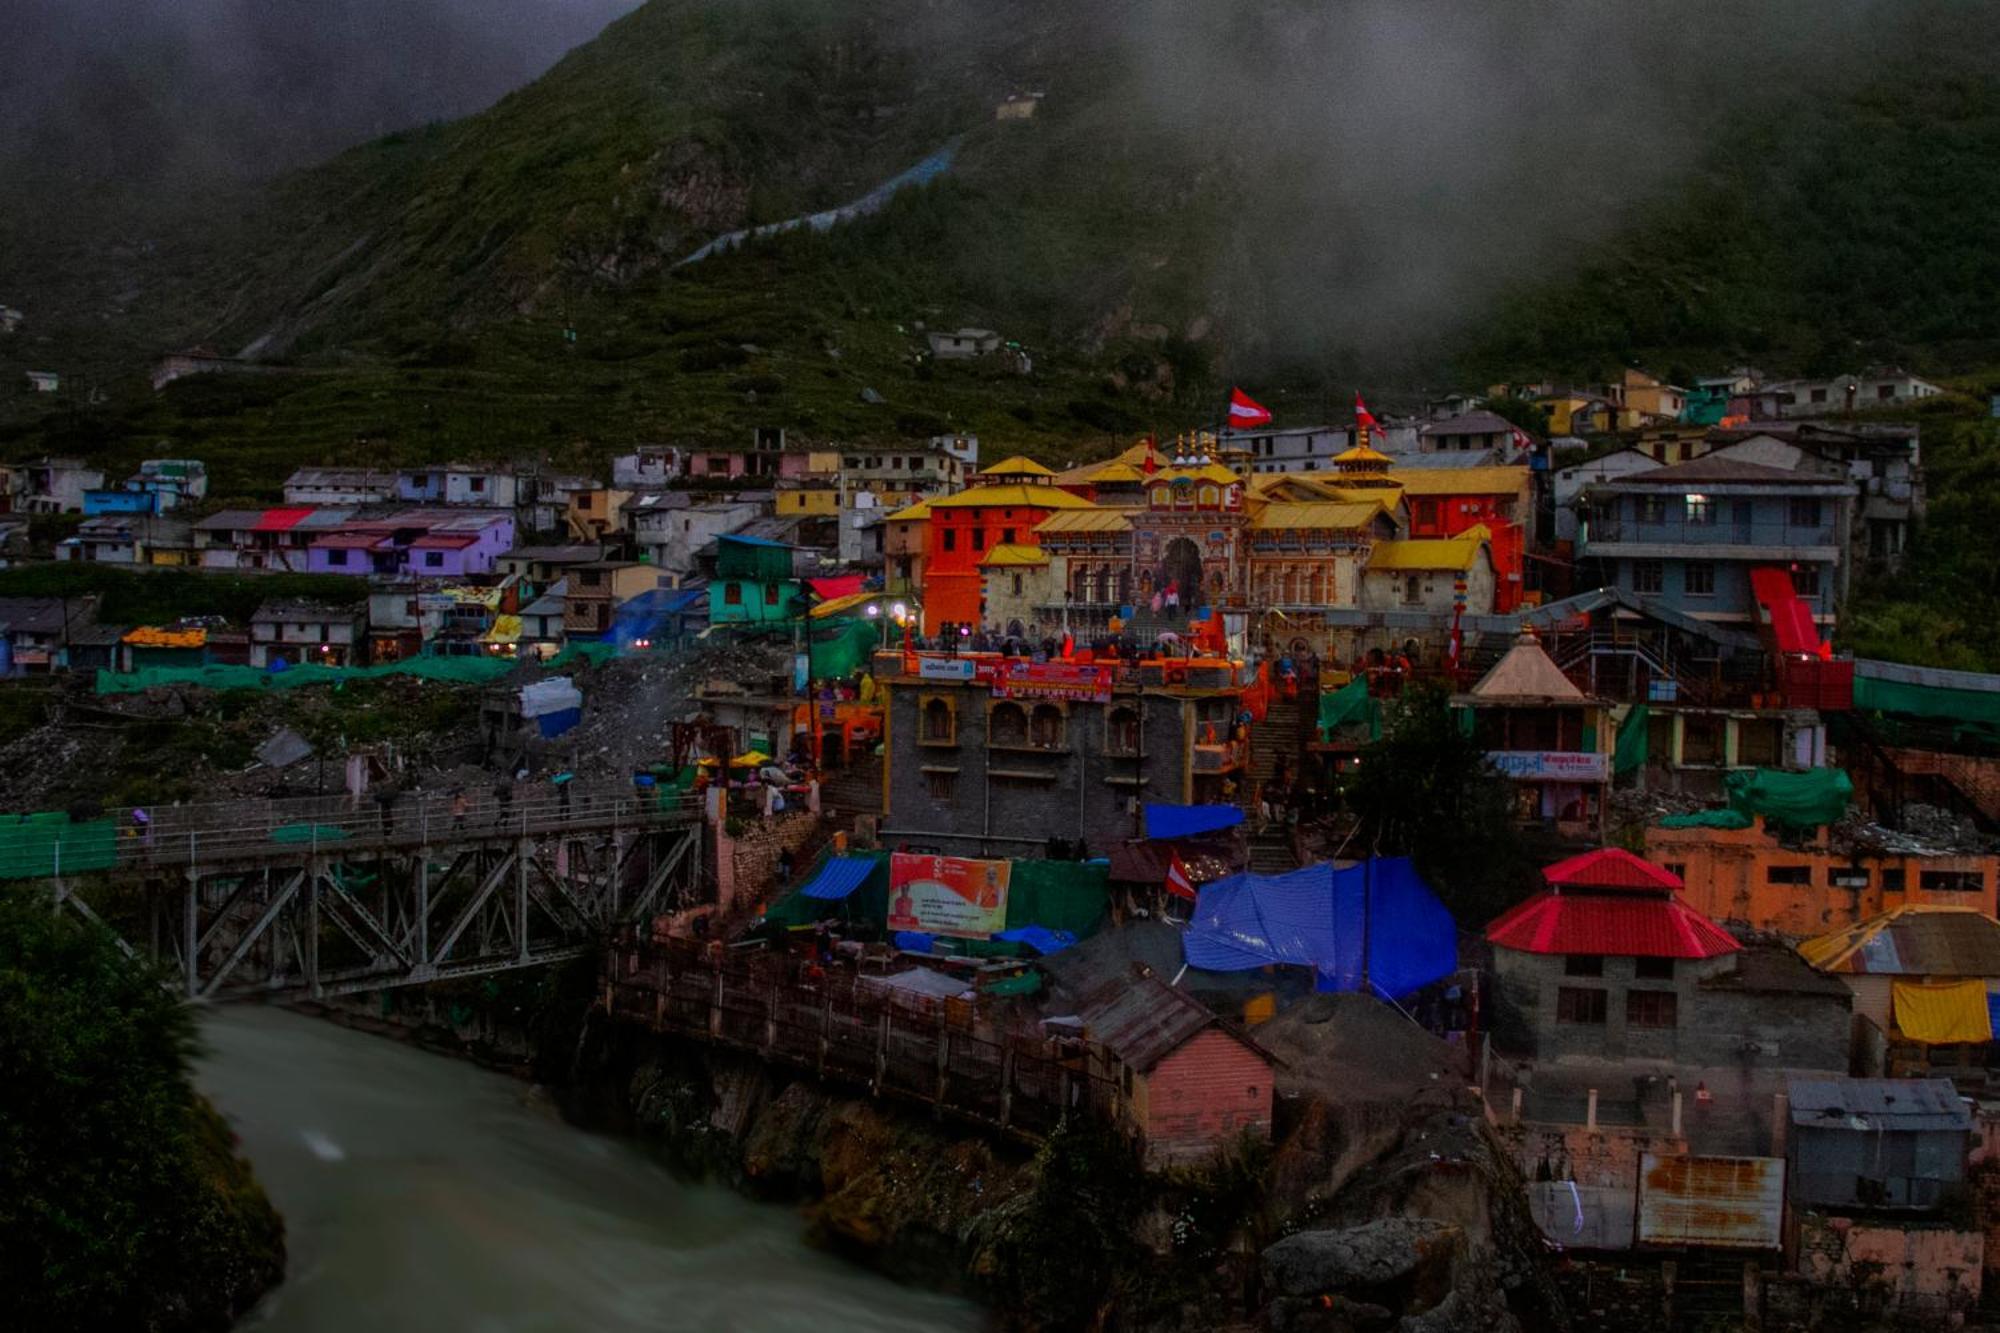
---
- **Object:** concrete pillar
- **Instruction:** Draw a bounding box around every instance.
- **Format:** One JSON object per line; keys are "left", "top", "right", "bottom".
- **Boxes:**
{"left": 1512, "top": 1086, "right": 1524, "bottom": 1124}
{"left": 1586, "top": 1087, "right": 1599, "bottom": 1131}
{"left": 1742, "top": 1259, "right": 1762, "bottom": 1331}
{"left": 1771, "top": 1093, "right": 1790, "bottom": 1158}
{"left": 1672, "top": 1091, "right": 1684, "bottom": 1137}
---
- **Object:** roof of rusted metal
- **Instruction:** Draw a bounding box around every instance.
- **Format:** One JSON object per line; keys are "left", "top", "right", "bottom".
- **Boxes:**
{"left": 1075, "top": 969, "right": 1274, "bottom": 1074}
{"left": 1638, "top": 1153, "right": 1784, "bottom": 1250}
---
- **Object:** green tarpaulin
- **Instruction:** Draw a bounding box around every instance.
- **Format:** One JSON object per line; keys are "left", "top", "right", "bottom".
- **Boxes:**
{"left": 716, "top": 536, "right": 795, "bottom": 582}
{"left": 761, "top": 853, "right": 1109, "bottom": 939}
{"left": 0, "top": 814, "right": 117, "bottom": 879}
{"left": 809, "top": 618, "right": 880, "bottom": 681}
{"left": 269, "top": 823, "right": 350, "bottom": 844}
{"left": 1318, "top": 678, "right": 1384, "bottom": 741}
{"left": 1726, "top": 767, "right": 1852, "bottom": 829}
{"left": 96, "top": 655, "right": 520, "bottom": 695}
{"left": 1657, "top": 809, "right": 1756, "bottom": 831}
{"left": 1855, "top": 672, "right": 2000, "bottom": 727}
{"left": 1613, "top": 704, "right": 1650, "bottom": 776}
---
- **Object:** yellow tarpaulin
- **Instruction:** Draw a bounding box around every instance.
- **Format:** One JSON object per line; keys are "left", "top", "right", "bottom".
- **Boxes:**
{"left": 1892, "top": 979, "right": 1993, "bottom": 1044}
{"left": 729, "top": 750, "right": 771, "bottom": 768}
{"left": 480, "top": 614, "right": 522, "bottom": 644}
{"left": 122, "top": 626, "right": 207, "bottom": 648}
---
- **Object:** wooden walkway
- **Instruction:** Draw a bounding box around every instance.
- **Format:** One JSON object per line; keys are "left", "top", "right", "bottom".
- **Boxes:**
{"left": 602, "top": 935, "right": 1122, "bottom": 1143}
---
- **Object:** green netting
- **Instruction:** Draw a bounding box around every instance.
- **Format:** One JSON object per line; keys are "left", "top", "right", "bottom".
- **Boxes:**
{"left": 269, "top": 823, "right": 350, "bottom": 844}
{"left": 1657, "top": 809, "right": 1756, "bottom": 830}
{"left": 1614, "top": 704, "right": 1650, "bottom": 776}
{"left": 548, "top": 641, "right": 619, "bottom": 668}
{"left": 762, "top": 850, "right": 891, "bottom": 928}
{"left": 809, "top": 618, "right": 880, "bottom": 681}
{"left": 1726, "top": 767, "right": 1852, "bottom": 829}
{"left": 1854, "top": 673, "right": 2000, "bottom": 726}
{"left": 716, "top": 538, "right": 795, "bottom": 582}
{"left": 1003, "top": 859, "right": 1110, "bottom": 937}
{"left": 1318, "top": 677, "right": 1383, "bottom": 741}
{"left": 982, "top": 971, "right": 1044, "bottom": 997}
{"left": 0, "top": 815, "right": 117, "bottom": 879}
{"left": 96, "top": 655, "right": 521, "bottom": 694}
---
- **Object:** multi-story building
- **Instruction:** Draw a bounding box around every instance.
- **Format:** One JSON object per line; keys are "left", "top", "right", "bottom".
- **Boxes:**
{"left": 562, "top": 562, "right": 661, "bottom": 639}
{"left": 282, "top": 468, "right": 398, "bottom": 506}
{"left": 306, "top": 511, "right": 516, "bottom": 579}
{"left": 874, "top": 650, "right": 1255, "bottom": 856}
{"left": 396, "top": 463, "right": 519, "bottom": 510}
{"left": 249, "top": 600, "right": 365, "bottom": 667}
{"left": 1579, "top": 458, "right": 1856, "bottom": 624}
{"left": 833, "top": 438, "right": 975, "bottom": 495}
{"left": 1744, "top": 369, "right": 1944, "bottom": 419}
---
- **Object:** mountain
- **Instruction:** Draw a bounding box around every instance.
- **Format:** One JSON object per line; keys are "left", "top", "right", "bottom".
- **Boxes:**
{"left": 5, "top": 0, "right": 2000, "bottom": 494}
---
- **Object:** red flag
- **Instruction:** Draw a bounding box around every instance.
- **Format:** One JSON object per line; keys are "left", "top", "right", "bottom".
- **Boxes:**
{"left": 1227, "top": 388, "right": 1272, "bottom": 429}
{"left": 1354, "top": 392, "right": 1380, "bottom": 433}
{"left": 1448, "top": 604, "right": 1464, "bottom": 668}
{"left": 1060, "top": 631, "right": 1075, "bottom": 660}
{"left": 1165, "top": 850, "right": 1197, "bottom": 902}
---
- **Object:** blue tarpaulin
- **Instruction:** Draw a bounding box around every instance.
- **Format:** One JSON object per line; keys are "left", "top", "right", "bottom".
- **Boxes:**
{"left": 1143, "top": 803, "right": 1244, "bottom": 840}
{"left": 1987, "top": 991, "right": 2000, "bottom": 1039}
{"left": 992, "top": 926, "right": 1078, "bottom": 956}
{"left": 1183, "top": 857, "right": 1457, "bottom": 998}
{"left": 801, "top": 854, "right": 877, "bottom": 900}
{"left": 895, "top": 931, "right": 936, "bottom": 953}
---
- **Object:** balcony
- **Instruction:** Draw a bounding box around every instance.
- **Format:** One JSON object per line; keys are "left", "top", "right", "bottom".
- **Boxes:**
{"left": 1582, "top": 515, "right": 1839, "bottom": 563}
{"left": 1192, "top": 740, "right": 1248, "bottom": 774}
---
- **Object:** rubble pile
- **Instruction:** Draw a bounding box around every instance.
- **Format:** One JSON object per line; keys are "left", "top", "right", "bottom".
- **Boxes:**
{"left": 1833, "top": 800, "right": 1997, "bottom": 857}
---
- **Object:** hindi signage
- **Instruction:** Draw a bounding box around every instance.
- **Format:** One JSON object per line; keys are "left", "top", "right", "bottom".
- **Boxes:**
{"left": 991, "top": 661, "right": 1114, "bottom": 703}
{"left": 888, "top": 853, "right": 1011, "bottom": 939}
{"left": 1487, "top": 750, "right": 1609, "bottom": 782}
{"left": 916, "top": 656, "right": 977, "bottom": 681}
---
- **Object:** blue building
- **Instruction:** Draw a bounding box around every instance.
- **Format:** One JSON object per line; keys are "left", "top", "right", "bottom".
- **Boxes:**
{"left": 1579, "top": 458, "right": 1855, "bottom": 625}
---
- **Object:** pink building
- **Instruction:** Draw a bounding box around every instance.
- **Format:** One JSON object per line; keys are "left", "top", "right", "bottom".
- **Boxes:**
{"left": 307, "top": 510, "right": 515, "bottom": 578}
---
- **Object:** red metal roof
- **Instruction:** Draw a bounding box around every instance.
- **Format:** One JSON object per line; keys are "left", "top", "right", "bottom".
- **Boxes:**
{"left": 1486, "top": 890, "right": 1739, "bottom": 959}
{"left": 253, "top": 507, "right": 316, "bottom": 532}
{"left": 411, "top": 532, "right": 479, "bottom": 549}
{"left": 1542, "top": 847, "right": 1683, "bottom": 892}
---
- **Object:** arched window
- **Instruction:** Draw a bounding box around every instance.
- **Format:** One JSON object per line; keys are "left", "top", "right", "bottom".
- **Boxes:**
{"left": 1150, "top": 486, "right": 1168, "bottom": 508}
{"left": 1030, "top": 704, "right": 1066, "bottom": 749}
{"left": 922, "top": 697, "right": 955, "bottom": 744}
{"left": 1198, "top": 485, "right": 1220, "bottom": 508}
{"left": 990, "top": 702, "right": 1028, "bottom": 747}
{"left": 1107, "top": 707, "right": 1141, "bottom": 756}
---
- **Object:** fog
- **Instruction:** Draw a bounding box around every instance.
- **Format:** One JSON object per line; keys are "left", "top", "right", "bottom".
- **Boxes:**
{"left": 0, "top": 0, "right": 641, "bottom": 190}
{"left": 1118, "top": 0, "right": 1892, "bottom": 357}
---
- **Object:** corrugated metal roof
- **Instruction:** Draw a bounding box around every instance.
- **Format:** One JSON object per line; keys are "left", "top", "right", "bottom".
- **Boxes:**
{"left": 1391, "top": 466, "right": 1531, "bottom": 495}
{"left": 978, "top": 455, "right": 1055, "bottom": 477}
{"left": 1787, "top": 1077, "right": 1972, "bottom": 1131}
{"left": 1543, "top": 848, "right": 1682, "bottom": 891}
{"left": 928, "top": 485, "right": 1097, "bottom": 509}
{"left": 1076, "top": 971, "right": 1269, "bottom": 1073}
{"left": 980, "top": 543, "right": 1049, "bottom": 567}
{"left": 1485, "top": 890, "right": 1739, "bottom": 959}
{"left": 1249, "top": 501, "right": 1389, "bottom": 532}
{"left": 1035, "top": 509, "right": 1132, "bottom": 533}
{"left": 1798, "top": 906, "right": 2000, "bottom": 977}
{"left": 1468, "top": 627, "right": 1586, "bottom": 701}
{"left": 1365, "top": 529, "right": 1491, "bottom": 572}
{"left": 1638, "top": 1154, "right": 1783, "bottom": 1250}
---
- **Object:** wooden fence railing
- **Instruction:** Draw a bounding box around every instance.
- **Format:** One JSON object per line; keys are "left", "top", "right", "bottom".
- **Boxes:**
{"left": 601, "top": 934, "right": 1123, "bottom": 1143}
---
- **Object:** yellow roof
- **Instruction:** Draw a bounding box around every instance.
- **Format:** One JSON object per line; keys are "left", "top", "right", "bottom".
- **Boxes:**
{"left": 1251, "top": 501, "right": 1394, "bottom": 532}
{"left": 1152, "top": 463, "right": 1240, "bottom": 486}
{"left": 1036, "top": 509, "right": 1133, "bottom": 534}
{"left": 981, "top": 543, "right": 1050, "bottom": 567}
{"left": 928, "top": 485, "right": 1097, "bottom": 510}
{"left": 1247, "top": 473, "right": 1378, "bottom": 504}
{"left": 1367, "top": 529, "right": 1491, "bottom": 572}
{"left": 1089, "top": 462, "right": 1144, "bottom": 483}
{"left": 123, "top": 626, "right": 207, "bottom": 648}
{"left": 883, "top": 499, "right": 933, "bottom": 523}
{"left": 810, "top": 591, "right": 877, "bottom": 619}
{"left": 1390, "top": 466, "right": 1531, "bottom": 496}
{"left": 1332, "top": 444, "right": 1393, "bottom": 466}
{"left": 978, "top": 455, "right": 1055, "bottom": 477}
{"left": 1797, "top": 904, "right": 2000, "bottom": 974}
{"left": 1892, "top": 979, "right": 1992, "bottom": 1044}
{"left": 480, "top": 614, "right": 523, "bottom": 644}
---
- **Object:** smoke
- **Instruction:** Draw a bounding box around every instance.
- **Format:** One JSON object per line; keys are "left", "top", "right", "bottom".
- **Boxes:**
{"left": 0, "top": 0, "right": 642, "bottom": 192}
{"left": 1117, "top": 0, "right": 1893, "bottom": 362}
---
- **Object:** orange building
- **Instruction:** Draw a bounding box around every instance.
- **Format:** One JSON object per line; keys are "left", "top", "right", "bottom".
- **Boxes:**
{"left": 1645, "top": 820, "right": 1999, "bottom": 938}
{"left": 918, "top": 460, "right": 1096, "bottom": 632}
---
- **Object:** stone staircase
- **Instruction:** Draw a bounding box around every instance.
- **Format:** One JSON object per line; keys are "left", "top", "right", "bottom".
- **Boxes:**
{"left": 1247, "top": 828, "right": 1301, "bottom": 875}
{"left": 1242, "top": 692, "right": 1309, "bottom": 812}
{"left": 819, "top": 754, "right": 884, "bottom": 817}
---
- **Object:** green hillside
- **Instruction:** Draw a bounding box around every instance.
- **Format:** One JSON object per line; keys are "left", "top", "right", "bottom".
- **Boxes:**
{"left": 4, "top": 0, "right": 2000, "bottom": 495}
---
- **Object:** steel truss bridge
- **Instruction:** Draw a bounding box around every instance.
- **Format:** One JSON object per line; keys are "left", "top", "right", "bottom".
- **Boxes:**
{"left": 38, "top": 783, "right": 705, "bottom": 1001}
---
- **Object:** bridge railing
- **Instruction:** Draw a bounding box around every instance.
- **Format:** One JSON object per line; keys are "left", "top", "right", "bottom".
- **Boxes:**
{"left": 54, "top": 780, "right": 702, "bottom": 874}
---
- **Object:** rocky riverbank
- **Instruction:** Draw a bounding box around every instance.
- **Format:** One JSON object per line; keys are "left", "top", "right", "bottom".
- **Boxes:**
{"left": 554, "top": 992, "right": 1568, "bottom": 1332}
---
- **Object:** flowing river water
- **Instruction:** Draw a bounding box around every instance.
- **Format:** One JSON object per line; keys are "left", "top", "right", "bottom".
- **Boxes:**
{"left": 195, "top": 1006, "right": 982, "bottom": 1333}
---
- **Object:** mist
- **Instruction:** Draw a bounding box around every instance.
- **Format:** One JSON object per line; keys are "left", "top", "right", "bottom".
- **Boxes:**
{"left": 1118, "top": 0, "right": 1894, "bottom": 363}
{"left": 0, "top": 0, "right": 642, "bottom": 193}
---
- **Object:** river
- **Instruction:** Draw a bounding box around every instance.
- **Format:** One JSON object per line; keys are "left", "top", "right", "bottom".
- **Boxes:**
{"left": 195, "top": 1006, "right": 983, "bottom": 1333}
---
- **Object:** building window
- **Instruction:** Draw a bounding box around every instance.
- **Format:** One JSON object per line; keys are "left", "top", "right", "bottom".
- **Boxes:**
{"left": 1810, "top": 387, "right": 1827, "bottom": 404}
{"left": 1029, "top": 704, "right": 1066, "bottom": 749}
{"left": 724, "top": 583, "right": 743, "bottom": 606}
{"left": 1920, "top": 869, "right": 1984, "bottom": 893}
{"left": 1631, "top": 560, "right": 1663, "bottom": 595}
{"left": 1789, "top": 498, "right": 1822, "bottom": 528}
{"left": 1684, "top": 562, "right": 1715, "bottom": 597}
{"left": 1637, "top": 496, "right": 1667, "bottom": 524}
{"left": 1565, "top": 955, "right": 1604, "bottom": 977}
{"left": 989, "top": 701, "right": 1029, "bottom": 747}
{"left": 1827, "top": 866, "right": 1870, "bottom": 889}
{"left": 1626, "top": 990, "right": 1678, "bottom": 1029}
{"left": 1002, "top": 528, "right": 1016, "bottom": 544}
{"left": 921, "top": 697, "right": 956, "bottom": 745}
{"left": 1685, "top": 494, "right": 1713, "bottom": 525}
{"left": 327, "top": 548, "right": 348, "bottom": 566}
{"left": 469, "top": 476, "right": 485, "bottom": 493}
{"left": 1415, "top": 499, "right": 1439, "bottom": 528}
{"left": 924, "top": 770, "right": 957, "bottom": 802}
{"left": 1556, "top": 987, "right": 1607, "bottom": 1025}
{"left": 1663, "top": 862, "right": 1686, "bottom": 882}
{"left": 1402, "top": 574, "right": 1422, "bottom": 605}
{"left": 1107, "top": 706, "right": 1140, "bottom": 756}
{"left": 1880, "top": 868, "right": 1906, "bottom": 892}
{"left": 1766, "top": 864, "right": 1812, "bottom": 885}
{"left": 424, "top": 551, "right": 443, "bottom": 568}
{"left": 1792, "top": 565, "right": 1822, "bottom": 597}
{"left": 1635, "top": 957, "right": 1675, "bottom": 981}
{"left": 942, "top": 529, "right": 957, "bottom": 552}
{"left": 972, "top": 529, "right": 985, "bottom": 551}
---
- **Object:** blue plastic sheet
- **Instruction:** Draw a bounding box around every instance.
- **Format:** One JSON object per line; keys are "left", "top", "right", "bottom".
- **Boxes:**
{"left": 894, "top": 931, "right": 936, "bottom": 953}
{"left": 1142, "top": 803, "right": 1244, "bottom": 840}
{"left": 1987, "top": 991, "right": 2000, "bottom": 1040}
{"left": 991, "top": 926, "right": 1078, "bottom": 956}
{"left": 1183, "top": 857, "right": 1457, "bottom": 998}
{"left": 801, "top": 854, "right": 876, "bottom": 900}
